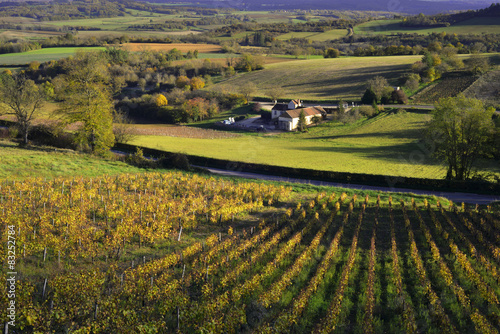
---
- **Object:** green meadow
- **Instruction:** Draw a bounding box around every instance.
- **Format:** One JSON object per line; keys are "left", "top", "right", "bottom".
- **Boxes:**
{"left": 0, "top": 47, "right": 106, "bottom": 65}
{"left": 0, "top": 141, "right": 145, "bottom": 179}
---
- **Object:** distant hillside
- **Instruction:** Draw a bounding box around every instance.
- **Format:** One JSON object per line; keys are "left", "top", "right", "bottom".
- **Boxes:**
{"left": 147, "top": 0, "right": 494, "bottom": 14}
{"left": 401, "top": 3, "right": 500, "bottom": 27}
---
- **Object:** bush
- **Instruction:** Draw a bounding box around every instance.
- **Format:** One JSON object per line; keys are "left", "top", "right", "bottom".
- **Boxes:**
{"left": 339, "top": 109, "right": 361, "bottom": 124}
{"left": 125, "top": 148, "right": 156, "bottom": 169}
{"left": 392, "top": 89, "right": 408, "bottom": 104}
{"left": 358, "top": 105, "right": 377, "bottom": 117}
{"left": 28, "top": 124, "right": 75, "bottom": 149}
{"left": 157, "top": 152, "right": 191, "bottom": 171}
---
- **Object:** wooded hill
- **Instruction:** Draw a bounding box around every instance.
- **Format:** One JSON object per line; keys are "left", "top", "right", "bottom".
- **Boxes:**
{"left": 401, "top": 3, "right": 500, "bottom": 27}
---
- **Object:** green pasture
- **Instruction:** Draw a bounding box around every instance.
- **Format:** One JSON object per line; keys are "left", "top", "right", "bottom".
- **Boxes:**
{"left": 275, "top": 29, "right": 349, "bottom": 41}
{"left": 76, "top": 30, "right": 200, "bottom": 39}
{"left": 0, "top": 47, "right": 106, "bottom": 65}
{"left": 0, "top": 140, "right": 146, "bottom": 180}
{"left": 132, "top": 110, "right": 454, "bottom": 179}
{"left": 209, "top": 55, "right": 423, "bottom": 101}
{"left": 355, "top": 17, "right": 500, "bottom": 35}
{"left": 47, "top": 15, "right": 168, "bottom": 30}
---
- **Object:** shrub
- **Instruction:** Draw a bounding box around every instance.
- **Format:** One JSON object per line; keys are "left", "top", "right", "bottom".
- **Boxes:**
{"left": 157, "top": 152, "right": 191, "bottom": 171}
{"left": 358, "top": 105, "right": 377, "bottom": 117}
{"left": 125, "top": 147, "right": 156, "bottom": 169}
{"left": 28, "top": 124, "right": 76, "bottom": 149}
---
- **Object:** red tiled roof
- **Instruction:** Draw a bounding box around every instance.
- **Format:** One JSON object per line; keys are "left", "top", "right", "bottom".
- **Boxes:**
{"left": 281, "top": 106, "right": 325, "bottom": 119}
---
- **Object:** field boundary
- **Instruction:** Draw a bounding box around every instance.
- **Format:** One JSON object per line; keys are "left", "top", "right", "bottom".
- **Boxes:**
{"left": 114, "top": 142, "right": 500, "bottom": 195}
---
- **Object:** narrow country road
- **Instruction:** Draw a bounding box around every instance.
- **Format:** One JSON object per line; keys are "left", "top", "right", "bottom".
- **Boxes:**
{"left": 202, "top": 167, "right": 500, "bottom": 205}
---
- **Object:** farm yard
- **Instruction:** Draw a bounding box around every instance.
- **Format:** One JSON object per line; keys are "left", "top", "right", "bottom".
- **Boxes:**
{"left": 1, "top": 171, "right": 499, "bottom": 333}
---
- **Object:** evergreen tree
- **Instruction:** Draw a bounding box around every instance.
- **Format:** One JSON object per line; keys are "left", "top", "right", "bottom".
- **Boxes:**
{"left": 361, "top": 89, "right": 377, "bottom": 104}
{"left": 298, "top": 110, "right": 307, "bottom": 132}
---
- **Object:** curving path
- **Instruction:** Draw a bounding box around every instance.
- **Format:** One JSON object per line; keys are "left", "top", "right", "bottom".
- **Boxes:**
{"left": 201, "top": 166, "right": 500, "bottom": 205}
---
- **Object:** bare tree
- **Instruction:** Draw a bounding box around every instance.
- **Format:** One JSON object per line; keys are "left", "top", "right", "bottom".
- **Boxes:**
{"left": 0, "top": 74, "right": 44, "bottom": 146}
{"left": 239, "top": 82, "right": 257, "bottom": 104}
{"left": 266, "top": 86, "right": 284, "bottom": 104}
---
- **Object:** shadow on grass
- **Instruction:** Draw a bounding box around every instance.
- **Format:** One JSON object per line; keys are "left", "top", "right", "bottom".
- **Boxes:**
{"left": 304, "top": 127, "right": 425, "bottom": 141}
{"left": 280, "top": 64, "right": 412, "bottom": 98}
{"left": 292, "top": 142, "right": 443, "bottom": 166}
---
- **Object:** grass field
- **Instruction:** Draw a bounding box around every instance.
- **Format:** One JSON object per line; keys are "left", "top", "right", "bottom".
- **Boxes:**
{"left": 121, "top": 42, "right": 221, "bottom": 53}
{"left": 0, "top": 140, "right": 147, "bottom": 179}
{"left": 355, "top": 17, "right": 500, "bottom": 35}
{"left": 276, "top": 29, "right": 349, "bottom": 41}
{"left": 209, "top": 55, "right": 422, "bottom": 101}
{"left": 131, "top": 110, "right": 456, "bottom": 179}
{"left": 0, "top": 46, "right": 106, "bottom": 65}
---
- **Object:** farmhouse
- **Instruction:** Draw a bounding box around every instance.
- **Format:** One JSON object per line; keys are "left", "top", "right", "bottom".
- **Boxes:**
{"left": 271, "top": 99, "right": 303, "bottom": 119}
{"left": 288, "top": 99, "right": 302, "bottom": 110}
{"left": 278, "top": 106, "right": 326, "bottom": 131}
{"left": 271, "top": 103, "right": 288, "bottom": 119}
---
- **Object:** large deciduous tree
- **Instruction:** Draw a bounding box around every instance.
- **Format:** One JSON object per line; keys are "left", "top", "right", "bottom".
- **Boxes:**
{"left": 54, "top": 51, "right": 115, "bottom": 155}
{"left": 427, "top": 95, "right": 495, "bottom": 180}
{"left": 0, "top": 74, "right": 44, "bottom": 146}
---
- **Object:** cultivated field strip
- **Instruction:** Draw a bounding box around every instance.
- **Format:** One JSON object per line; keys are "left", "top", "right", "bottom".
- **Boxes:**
{"left": 0, "top": 175, "right": 499, "bottom": 333}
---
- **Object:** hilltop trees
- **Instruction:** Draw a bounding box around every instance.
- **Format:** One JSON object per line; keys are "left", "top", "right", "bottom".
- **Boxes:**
{"left": 427, "top": 95, "right": 495, "bottom": 180}
{"left": 0, "top": 74, "right": 45, "bottom": 146}
{"left": 54, "top": 51, "right": 115, "bottom": 155}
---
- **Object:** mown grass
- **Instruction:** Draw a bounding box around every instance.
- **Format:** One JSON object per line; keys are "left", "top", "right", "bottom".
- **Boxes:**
{"left": 209, "top": 55, "right": 422, "bottom": 101}
{"left": 355, "top": 17, "right": 500, "bottom": 35}
{"left": 131, "top": 110, "right": 465, "bottom": 179}
{"left": 0, "top": 140, "right": 146, "bottom": 180}
{"left": 0, "top": 46, "right": 106, "bottom": 65}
